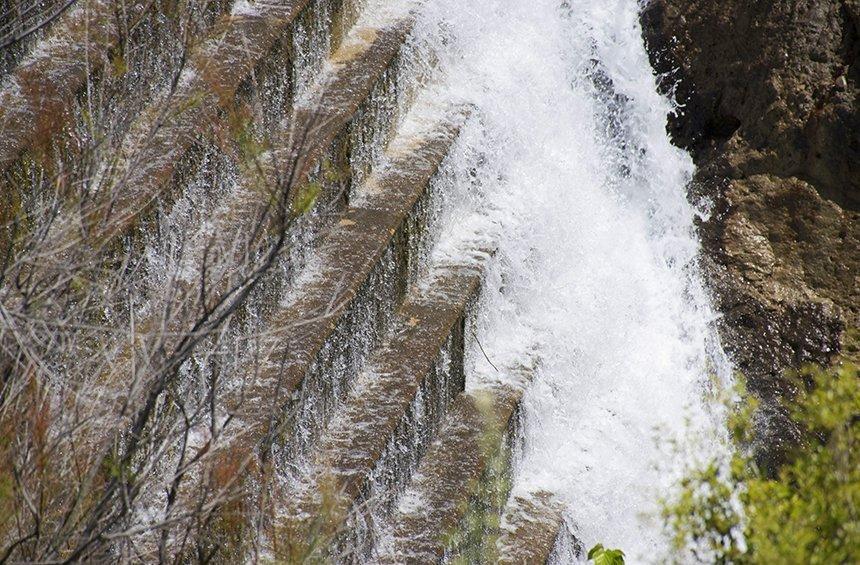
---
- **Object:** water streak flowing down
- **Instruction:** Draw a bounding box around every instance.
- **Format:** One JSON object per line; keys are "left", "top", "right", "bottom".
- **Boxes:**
{"left": 410, "top": 0, "right": 733, "bottom": 560}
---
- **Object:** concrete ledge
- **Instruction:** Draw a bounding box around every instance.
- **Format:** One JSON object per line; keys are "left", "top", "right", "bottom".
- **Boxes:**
{"left": 108, "top": 0, "right": 412, "bottom": 247}
{"left": 0, "top": 0, "right": 118, "bottom": 167}
{"left": 497, "top": 490, "right": 566, "bottom": 565}
{"left": 238, "top": 112, "right": 460, "bottom": 449}
{"left": 374, "top": 366, "right": 534, "bottom": 564}
{"left": 273, "top": 248, "right": 488, "bottom": 559}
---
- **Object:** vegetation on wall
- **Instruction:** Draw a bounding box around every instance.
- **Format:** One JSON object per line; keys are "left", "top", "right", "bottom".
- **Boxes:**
{"left": 446, "top": 393, "right": 512, "bottom": 564}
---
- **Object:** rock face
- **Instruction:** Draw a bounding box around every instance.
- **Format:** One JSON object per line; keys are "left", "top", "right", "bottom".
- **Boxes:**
{"left": 641, "top": 0, "right": 859, "bottom": 467}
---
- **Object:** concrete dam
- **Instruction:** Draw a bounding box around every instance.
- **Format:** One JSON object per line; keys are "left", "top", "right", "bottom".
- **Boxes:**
{"left": 0, "top": 0, "right": 730, "bottom": 562}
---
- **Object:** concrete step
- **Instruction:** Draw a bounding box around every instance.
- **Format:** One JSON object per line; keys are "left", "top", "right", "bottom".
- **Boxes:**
{"left": 114, "top": 0, "right": 413, "bottom": 249}
{"left": 3, "top": 0, "right": 397, "bottom": 251}
{"left": 0, "top": 0, "right": 231, "bottom": 168}
{"left": 232, "top": 4, "right": 421, "bottom": 284}
{"left": 0, "top": 0, "right": 123, "bottom": 167}
{"left": 155, "top": 4, "right": 422, "bottom": 319}
{"left": 372, "top": 366, "right": 535, "bottom": 564}
{"left": 84, "top": 0, "right": 334, "bottom": 242}
{"left": 497, "top": 490, "right": 567, "bottom": 565}
{"left": 271, "top": 243, "right": 492, "bottom": 561}
{"left": 233, "top": 106, "right": 463, "bottom": 470}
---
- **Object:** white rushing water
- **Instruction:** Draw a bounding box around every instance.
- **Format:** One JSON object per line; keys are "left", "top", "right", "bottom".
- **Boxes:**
{"left": 410, "top": 0, "right": 734, "bottom": 561}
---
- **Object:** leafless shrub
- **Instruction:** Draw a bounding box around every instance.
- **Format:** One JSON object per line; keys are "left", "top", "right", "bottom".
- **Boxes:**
{"left": 0, "top": 0, "right": 76, "bottom": 75}
{"left": 0, "top": 3, "right": 339, "bottom": 560}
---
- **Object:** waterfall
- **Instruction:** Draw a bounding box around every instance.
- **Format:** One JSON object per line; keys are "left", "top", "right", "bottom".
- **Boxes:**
{"left": 410, "top": 0, "right": 734, "bottom": 561}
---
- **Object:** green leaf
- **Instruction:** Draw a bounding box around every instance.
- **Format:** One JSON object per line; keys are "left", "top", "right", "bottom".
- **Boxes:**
{"left": 588, "top": 543, "right": 625, "bottom": 565}
{"left": 587, "top": 544, "right": 604, "bottom": 559}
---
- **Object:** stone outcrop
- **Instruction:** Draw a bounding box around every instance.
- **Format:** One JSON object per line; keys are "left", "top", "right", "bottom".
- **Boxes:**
{"left": 641, "top": 0, "right": 859, "bottom": 467}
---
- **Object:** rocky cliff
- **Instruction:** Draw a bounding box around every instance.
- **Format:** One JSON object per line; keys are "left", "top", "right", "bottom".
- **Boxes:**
{"left": 641, "top": 0, "right": 859, "bottom": 468}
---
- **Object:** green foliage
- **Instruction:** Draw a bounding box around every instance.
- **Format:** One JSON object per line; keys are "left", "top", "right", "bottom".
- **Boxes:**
{"left": 842, "top": 327, "right": 860, "bottom": 364}
{"left": 588, "top": 544, "right": 626, "bottom": 565}
{"left": 101, "top": 449, "right": 138, "bottom": 484}
{"left": 232, "top": 111, "right": 268, "bottom": 165}
{"left": 293, "top": 181, "right": 322, "bottom": 216}
{"left": 664, "top": 358, "right": 860, "bottom": 564}
{"left": 322, "top": 157, "right": 348, "bottom": 184}
{"left": 110, "top": 52, "right": 128, "bottom": 77}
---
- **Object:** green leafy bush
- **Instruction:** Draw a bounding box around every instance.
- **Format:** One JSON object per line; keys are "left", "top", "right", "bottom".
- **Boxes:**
{"left": 664, "top": 358, "right": 860, "bottom": 564}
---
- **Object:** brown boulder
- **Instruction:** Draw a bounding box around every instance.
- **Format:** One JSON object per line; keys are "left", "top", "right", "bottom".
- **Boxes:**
{"left": 641, "top": 0, "right": 859, "bottom": 470}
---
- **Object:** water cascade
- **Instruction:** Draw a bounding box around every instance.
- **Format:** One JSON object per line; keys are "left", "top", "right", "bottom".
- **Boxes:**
{"left": 408, "top": 0, "right": 734, "bottom": 560}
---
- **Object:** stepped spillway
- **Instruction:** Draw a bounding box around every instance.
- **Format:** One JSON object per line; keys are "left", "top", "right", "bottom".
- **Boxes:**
{"left": 0, "top": 0, "right": 732, "bottom": 562}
